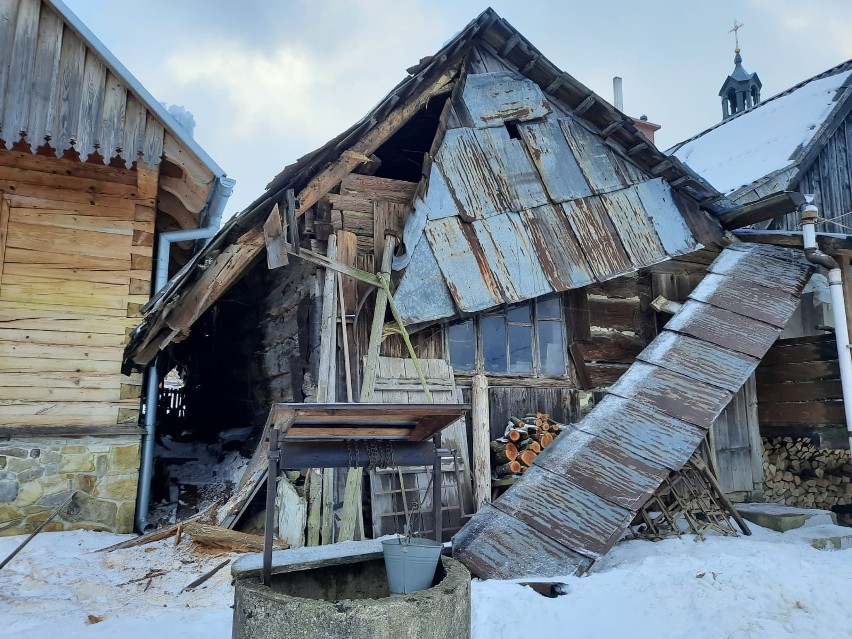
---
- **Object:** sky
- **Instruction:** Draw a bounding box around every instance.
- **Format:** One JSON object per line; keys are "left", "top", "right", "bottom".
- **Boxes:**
{"left": 63, "top": 0, "right": 852, "bottom": 219}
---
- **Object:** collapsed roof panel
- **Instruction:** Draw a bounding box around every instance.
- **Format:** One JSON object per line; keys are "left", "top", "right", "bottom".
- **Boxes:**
{"left": 453, "top": 243, "right": 815, "bottom": 580}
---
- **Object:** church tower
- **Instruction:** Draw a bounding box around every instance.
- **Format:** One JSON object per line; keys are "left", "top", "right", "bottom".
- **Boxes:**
{"left": 719, "top": 21, "right": 762, "bottom": 120}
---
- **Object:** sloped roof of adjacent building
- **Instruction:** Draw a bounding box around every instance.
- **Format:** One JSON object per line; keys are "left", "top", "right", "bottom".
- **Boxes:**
{"left": 452, "top": 242, "right": 814, "bottom": 580}
{"left": 668, "top": 60, "right": 852, "bottom": 202}
{"left": 125, "top": 7, "right": 734, "bottom": 367}
{"left": 0, "top": 0, "right": 224, "bottom": 178}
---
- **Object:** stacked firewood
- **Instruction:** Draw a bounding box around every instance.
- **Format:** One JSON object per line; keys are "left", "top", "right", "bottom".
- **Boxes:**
{"left": 763, "top": 437, "right": 852, "bottom": 508}
{"left": 490, "top": 413, "right": 563, "bottom": 478}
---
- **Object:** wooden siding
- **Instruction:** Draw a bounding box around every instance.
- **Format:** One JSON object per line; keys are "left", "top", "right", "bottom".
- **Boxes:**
{"left": 769, "top": 110, "right": 852, "bottom": 233}
{"left": 0, "top": 152, "right": 151, "bottom": 431}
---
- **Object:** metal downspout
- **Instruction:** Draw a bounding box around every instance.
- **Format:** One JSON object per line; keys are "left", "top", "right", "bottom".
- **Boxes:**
{"left": 800, "top": 205, "right": 852, "bottom": 452}
{"left": 134, "top": 176, "right": 236, "bottom": 532}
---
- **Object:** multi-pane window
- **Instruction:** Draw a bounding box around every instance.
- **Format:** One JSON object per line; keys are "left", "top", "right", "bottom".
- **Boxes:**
{"left": 448, "top": 296, "right": 567, "bottom": 376}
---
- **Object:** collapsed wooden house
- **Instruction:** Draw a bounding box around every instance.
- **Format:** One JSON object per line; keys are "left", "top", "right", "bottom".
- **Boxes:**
{"left": 121, "top": 9, "right": 844, "bottom": 574}
{"left": 0, "top": 0, "right": 231, "bottom": 534}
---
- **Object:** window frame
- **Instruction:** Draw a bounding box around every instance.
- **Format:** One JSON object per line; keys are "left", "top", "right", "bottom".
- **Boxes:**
{"left": 446, "top": 294, "right": 570, "bottom": 379}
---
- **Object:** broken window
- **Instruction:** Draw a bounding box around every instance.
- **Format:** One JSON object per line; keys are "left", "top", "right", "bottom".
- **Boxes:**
{"left": 447, "top": 295, "right": 567, "bottom": 377}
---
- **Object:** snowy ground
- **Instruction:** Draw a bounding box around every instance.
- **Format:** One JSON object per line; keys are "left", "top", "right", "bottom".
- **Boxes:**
{"left": 3, "top": 523, "right": 852, "bottom": 638}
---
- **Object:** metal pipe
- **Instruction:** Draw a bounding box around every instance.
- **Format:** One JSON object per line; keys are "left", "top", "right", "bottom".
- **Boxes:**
{"left": 801, "top": 205, "right": 852, "bottom": 451}
{"left": 134, "top": 175, "right": 235, "bottom": 532}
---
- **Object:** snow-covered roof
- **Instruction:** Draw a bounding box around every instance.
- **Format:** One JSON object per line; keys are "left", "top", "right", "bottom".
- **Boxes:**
{"left": 669, "top": 62, "right": 852, "bottom": 197}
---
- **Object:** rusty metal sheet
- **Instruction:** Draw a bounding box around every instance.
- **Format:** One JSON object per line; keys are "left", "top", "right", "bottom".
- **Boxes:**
{"left": 560, "top": 197, "right": 634, "bottom": 280}
{"left": 424, "top": 216, "right": 501, "bottom": 312}
{"left": 461, "top": 71, "right": 552, "bottom": 128}
{"left": 637, "top": 331, "right": 760, "bottom": 393}
{"left": 608, "top": 361, "right": 733, "bottom": 428}
{"left": 598, "top": 187, "right": 667, "bottom": 265}
{"left": 473, "top": 126, "right": 549, "bottom": 211}
{"left": 664, "top": 300, "right": 782, "bottom": 358}
{"left": 634, "top": 178, "right": 702, "bottom": 256}
{"left": 451, "top": 504, "right": 594, "bottom": 579}
{"left": 521, "top": 203, "right": 596, "bottom": 291}
{"left": 517, "top": 119, "right": 593, "bottom": 202}
{"left": 572, "top": 396, "right": 705, "bottom": 471}
{"left": 470, "top": 212, "right": 554, "bottom": 304}
{"left": 708, "top": 248, "right": 813, "bottom": 295}
{"left": 493, "top": 465, "right": 633, "bottom": 559}
{"left": 533, "top": 427, "right": 671, "bottom": 510}
{"left": 689, "top": 273, "right": 800, "bottom": 328}
{"left": 559, "top": 118, "right": 638, "bottom": 194}
{"left": 435, "top": 128, "right": 512, "bottom": 220}
{"left": 393, "top": 236, "right": 458, "bottom": 324}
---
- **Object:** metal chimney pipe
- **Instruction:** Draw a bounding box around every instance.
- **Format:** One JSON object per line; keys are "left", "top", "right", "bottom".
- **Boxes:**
{"left": 613, "top": 77, "right": 624, "bottom": 111}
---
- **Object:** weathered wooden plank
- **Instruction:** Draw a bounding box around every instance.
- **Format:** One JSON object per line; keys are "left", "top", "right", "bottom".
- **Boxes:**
{"left": 689, "top": 273, "right": 801, "bottom": 328}
{"left": 577, "top": 331, "right": 643, "bottom": 363}
{"left": 452, "top": 504, "right": 593, "bottom": 579}
{"left": 757, "top": 380, "right": 842, "bottom": 403}
{"left": 122, "top": 94, "right": 146, "bottom": 167}
{"left": 598, "top": 186, "right": 667, "bottom": 266}
{"left": 559, "top": 118, "right": 632, "bottom": 194}
{"left": 608, "top": 361, "right": 733, "bottom": 428}
{"left": 472, "top": 126, "right": 549, "bottom": 211}
{"left": 339, "top": 174, "right": 417, "bottom": 204}
{"left": 572, "top": 396, "right": 705, "bottom": 470}
{"left": 521, "top": 203, "right": 595, "bottom": 291}
{"left": 0, "top": 340, "right": 123, "bottom": 362}
{"left": 76, "top": 49, "right": 106, "bottom": 160}
{"left": 3, "top": 0, "right": 40, "bottom": 144}
{"left": 0, "top": 327, "right": 124, "bottom": 347}
{"left": 0, "top": 196, "right": 9, "bottom": 292}
{"left": 424, "top": 215, "right": 500, "bottom": 312}
{"left": 142, "top": 112, "right": 164, "bottom": 168}
{"left": 664, "top": 300, "right": 782, "bottom": 359}
{"left": 0, "top": 372, "right": 126, "bottom": 390}
{"left": 470, "top": 212, "right": 554, "bottom": 304}
{"left": 8, "top": 210, "right": 133, "bottom": 235}
{"left": 587, "top": 297, "right": 641, "bottom": 332}
{"left": 637, "top": 331, "right": 759, "bottom": 393}
{"left": 0, "top": 165, "right": 138, "bottom": 197}
{"left": 760, "top": 336, "right": 838, "bottom": 366}
{"left": 100, "top": 72, "right": 127, "bottom": 160}
{"left": 756, "top": 360, "right": 841, "bottom": 384}
{"left": 435, "top": 128, "right": 513, "bottom": 220}
{"left": 53, "top": 27, "right": 86, "bottom": 153}
{"left": 533, "top": 426, "right": 671, "bottom": 510}
{"left": 0, "top": 0, "right": 19, "bottom": 135}
{"left": 5, "top": 221, "right": 133, "bottom": 260}
{"left": 517, "top": 118, "right": 592, "bottom": 203}
{"left": 708, "top": 249, "right": 813, "bottom": 296}
{"left": 0, "top": 386, "right": 122, "bottom": 402}
{"left": 461, "top": 71, "right": 551, "bottom": 127}
{"left": 759, "top": 400, "right": 846, "bottom": 426}
{"left": 560, "top": 197, "right": 633, "bottom": 281}
{"left": 494, "top": 465, "right": 632, "bottom": 559}
{"left": 634, "top": 178, "right": 701, "bottom": 256}
{"left": 3, "top": 247, "right": 130, "bottom": 271}
{"left": 0, "top": 355, "right": 119, "bottom": 374}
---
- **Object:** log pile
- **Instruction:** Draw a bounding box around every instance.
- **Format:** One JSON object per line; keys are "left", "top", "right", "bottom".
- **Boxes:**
{"left": 490, "top": 413, "right": 563, "bottom": 478}
{"left": 762, "top": 437, "right": 852, "bottom": 509}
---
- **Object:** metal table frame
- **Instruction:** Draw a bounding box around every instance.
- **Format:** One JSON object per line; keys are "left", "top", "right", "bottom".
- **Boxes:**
{"left": 260, "top": 403, "right": 469, "bottom": 585}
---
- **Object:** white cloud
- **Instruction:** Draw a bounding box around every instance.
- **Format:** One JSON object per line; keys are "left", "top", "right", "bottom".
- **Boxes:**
{"left": 750, "top": 0, "right": 852, "bottom": 59}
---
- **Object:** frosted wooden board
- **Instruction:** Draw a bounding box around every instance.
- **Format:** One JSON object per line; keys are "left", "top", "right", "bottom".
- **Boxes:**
{"left": 518, "top": 118, "right": 592, "bottom": 203}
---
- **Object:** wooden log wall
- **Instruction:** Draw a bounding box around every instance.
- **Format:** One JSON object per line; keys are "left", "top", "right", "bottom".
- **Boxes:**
{"left": 568, "top": 273, "right": 657, "bottom": 389}
{"left": 756, "top": 334, "right": 847, "bottom": 448}
{"left": 0, "top": 150, "right": 151, "bottom": 432}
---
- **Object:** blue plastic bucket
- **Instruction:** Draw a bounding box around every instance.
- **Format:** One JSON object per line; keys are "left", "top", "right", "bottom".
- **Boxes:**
{"left": 381, "top": 536, "right": 442, "bottom": 594}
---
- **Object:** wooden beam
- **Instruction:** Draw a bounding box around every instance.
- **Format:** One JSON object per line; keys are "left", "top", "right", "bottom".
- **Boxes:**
{"left": 471, "top": 374, "right": 491, "bottom": 512}
{"left": 360, "top": 236, "right": 397, "bottom": 402}
{"left": 295, "top": 67, "right": 458, "bottom": 215}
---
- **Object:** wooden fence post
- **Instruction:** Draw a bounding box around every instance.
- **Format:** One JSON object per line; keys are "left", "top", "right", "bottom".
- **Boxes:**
{"left": 471, "top": 374, "right": 491, "bottom": 511}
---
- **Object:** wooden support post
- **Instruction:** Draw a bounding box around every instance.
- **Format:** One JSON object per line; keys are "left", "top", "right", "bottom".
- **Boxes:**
{"left": 321, "top": 467, "right": 334, "bottom": 545}
{"left": 471, "top": 374, "right": 491, "bottom": 512}
{"left": 305, "top": 469, "right": 322, "bottom": 546}
{"left": 360, "top": 235, "right": 397, "bottom": 402}
{"left": 263, "top": 427, "right": 280, "bottom": 587}
{"left": 433, "top": 433, "right": 443, "bottom": 543}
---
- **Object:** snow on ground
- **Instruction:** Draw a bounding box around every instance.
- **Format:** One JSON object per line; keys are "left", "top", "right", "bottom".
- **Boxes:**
{"left": 3, "top": 522, "right": 852, "bottom": 638}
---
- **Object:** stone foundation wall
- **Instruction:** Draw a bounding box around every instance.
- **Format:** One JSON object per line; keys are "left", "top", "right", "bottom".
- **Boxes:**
{"left": 0, "top": 435, "right": 142, "bottom": 535}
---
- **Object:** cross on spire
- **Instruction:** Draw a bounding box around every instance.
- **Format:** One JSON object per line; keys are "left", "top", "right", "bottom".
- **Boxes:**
{"left": 729, "top": 19, "right": 744, "bottom": 52}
